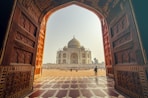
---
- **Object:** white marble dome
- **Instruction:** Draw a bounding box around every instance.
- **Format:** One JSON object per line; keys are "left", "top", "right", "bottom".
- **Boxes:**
{"left": 68, "top": 37, "right": 80, "bottom": 48}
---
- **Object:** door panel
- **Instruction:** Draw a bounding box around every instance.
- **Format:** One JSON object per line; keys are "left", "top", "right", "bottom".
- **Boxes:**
{"left": 108, "top": 1, "right": 148, "bottom": 97}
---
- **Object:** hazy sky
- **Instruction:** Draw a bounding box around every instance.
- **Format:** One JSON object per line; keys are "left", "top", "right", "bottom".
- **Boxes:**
{"left": 43, "top": 5, "right": 104, "bottom": 64}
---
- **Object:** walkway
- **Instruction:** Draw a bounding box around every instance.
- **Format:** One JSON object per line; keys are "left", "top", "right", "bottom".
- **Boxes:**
{"left": 25, "top": 69, "right": 126, "bottom": 98}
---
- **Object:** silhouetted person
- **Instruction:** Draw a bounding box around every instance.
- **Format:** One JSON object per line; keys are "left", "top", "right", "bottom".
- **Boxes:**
{"left": 94, "top": 66, "right": 98, "bottom": 76}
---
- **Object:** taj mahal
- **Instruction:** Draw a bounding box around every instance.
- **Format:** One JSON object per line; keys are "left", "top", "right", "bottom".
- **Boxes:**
{"left": 56, "top": 37, "right": 92, "bottom": 64}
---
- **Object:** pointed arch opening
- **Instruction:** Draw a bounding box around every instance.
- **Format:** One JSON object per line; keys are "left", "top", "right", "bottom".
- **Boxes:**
{"left": 35, "top": 1, "right": 112, "bottom": 78}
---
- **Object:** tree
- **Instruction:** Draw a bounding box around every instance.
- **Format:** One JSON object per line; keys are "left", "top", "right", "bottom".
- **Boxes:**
{"left": 94, "top": 58, "right": 98, "bottom": 64}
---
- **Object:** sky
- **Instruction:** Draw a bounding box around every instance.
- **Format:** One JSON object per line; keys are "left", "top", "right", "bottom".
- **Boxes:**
{"left": 43, "top": 5, "right": 105, "bottom": 64}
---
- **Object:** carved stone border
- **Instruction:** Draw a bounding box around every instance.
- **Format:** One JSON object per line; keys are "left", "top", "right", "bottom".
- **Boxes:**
{"left": 0, "top": 65, "right": 34, "bottom": 98}
{"left": 114, "top": 65, "right": 148, "bottom": 98}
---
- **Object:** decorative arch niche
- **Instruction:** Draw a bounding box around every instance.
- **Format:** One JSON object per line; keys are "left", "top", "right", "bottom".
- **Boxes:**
{"left": 70, "top": 53, "right": 78, "bottom": 64}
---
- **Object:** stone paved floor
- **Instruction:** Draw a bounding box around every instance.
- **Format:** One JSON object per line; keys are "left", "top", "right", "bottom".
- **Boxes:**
{"left": 25, "top": 69, "right": 127, "bottom": 98}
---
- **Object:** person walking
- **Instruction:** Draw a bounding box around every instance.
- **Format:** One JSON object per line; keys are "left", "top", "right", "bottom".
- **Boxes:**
{"left": 94, "top": 66, "right": 98, "bottom": 76}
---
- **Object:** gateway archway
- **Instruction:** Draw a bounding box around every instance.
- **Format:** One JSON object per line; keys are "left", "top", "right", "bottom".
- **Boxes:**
{"left": 37, "top": 1, "right": 112, "bottom": 78}
{"left": 0, "top": 0, "right": 148, "bottom": 98}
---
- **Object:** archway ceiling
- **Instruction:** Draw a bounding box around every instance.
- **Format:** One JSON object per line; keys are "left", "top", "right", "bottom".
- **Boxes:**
{"left": 34, "top": 0, "right": 118, "bottom": 18}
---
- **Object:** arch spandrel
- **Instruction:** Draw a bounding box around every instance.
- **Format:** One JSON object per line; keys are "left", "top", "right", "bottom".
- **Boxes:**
{"left": 17, "top": 0, "right": 122, "bottom": 24}
{"left": 23, "top": 0, "right": 120, "bottom": 23}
